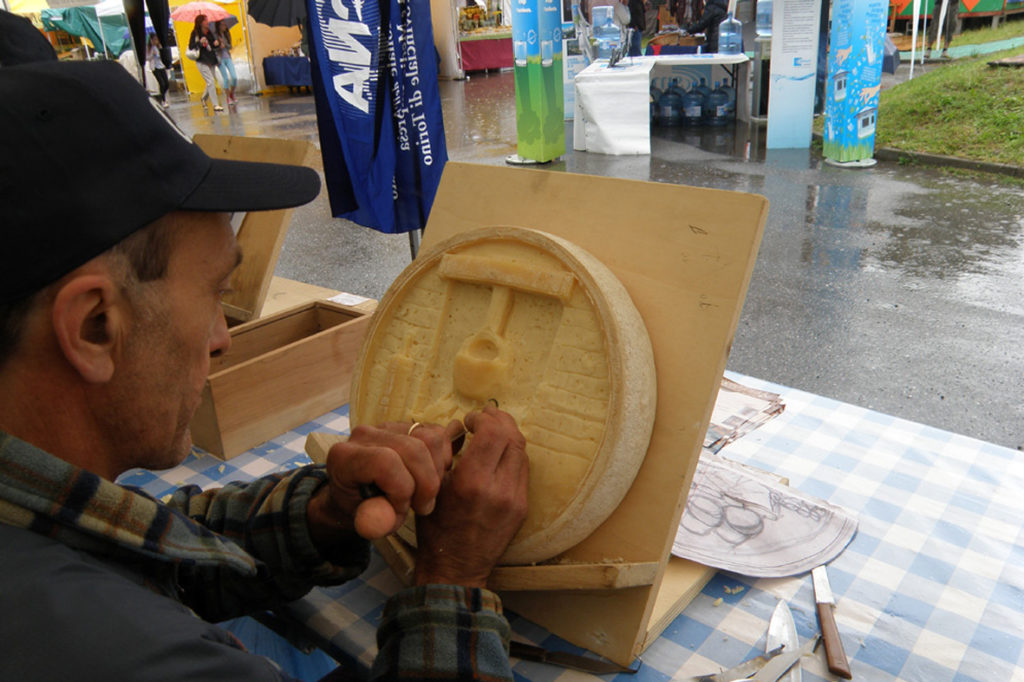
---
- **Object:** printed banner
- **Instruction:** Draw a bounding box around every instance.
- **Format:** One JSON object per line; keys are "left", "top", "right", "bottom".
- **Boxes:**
{"left": 765, "top": 0, "right": 822, "bottom": 148}
{"left": 822, "top": 0, "right": 887, "bottom": 163}
{"left": 307, "top": 0, "right": 448, "bottom": 234}
{"left": 511, "top": 0, "right": 565, "bottom": 161}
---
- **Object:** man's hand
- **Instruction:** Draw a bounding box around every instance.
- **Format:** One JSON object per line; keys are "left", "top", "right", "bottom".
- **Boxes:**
{"left": 307, "top": 420, "right": 464, "bottom": 547}
{"left": 414, "top": 406, "right": 529, "bottom": 589}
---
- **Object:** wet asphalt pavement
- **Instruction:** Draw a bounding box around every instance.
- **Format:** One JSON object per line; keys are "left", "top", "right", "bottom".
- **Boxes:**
{"left": 167, "top": 68, "right": 1024, "bottom": 450}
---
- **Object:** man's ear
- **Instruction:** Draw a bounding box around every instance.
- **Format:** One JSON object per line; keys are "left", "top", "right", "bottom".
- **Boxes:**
{"left": 51, "top": 275, "right": 127, "bottom": 384}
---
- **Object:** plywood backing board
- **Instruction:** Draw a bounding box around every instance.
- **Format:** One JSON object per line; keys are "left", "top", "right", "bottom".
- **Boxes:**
{"left": 193, "top": 135, "right": 317, "bottom": 324}
{"left": 418, "top": 162, "right": 768, "bottom": 665}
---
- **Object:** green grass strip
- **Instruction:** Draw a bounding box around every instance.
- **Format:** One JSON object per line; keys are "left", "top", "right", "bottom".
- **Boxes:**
{"left": 875, "top": 47, "right": 1024, "bottom": 166}
{"left": 952, "top": 15, "right": 1024, "bottom": 47}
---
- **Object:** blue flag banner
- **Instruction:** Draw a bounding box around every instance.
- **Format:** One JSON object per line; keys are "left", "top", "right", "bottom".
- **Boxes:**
{"left": 307, "top": 0, "right": 448, "bottom": 234}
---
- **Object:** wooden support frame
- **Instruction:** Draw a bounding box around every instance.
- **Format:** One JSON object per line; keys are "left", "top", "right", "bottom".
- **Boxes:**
{"left": 193, "top": 134, "right": 317, "bottom": 325}
{"left": 308, "top": 162, "right": 768, "bottom": 666}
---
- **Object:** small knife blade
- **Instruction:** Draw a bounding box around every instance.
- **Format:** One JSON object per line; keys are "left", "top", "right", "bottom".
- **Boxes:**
{"left": 767, "top": 601, "right": 801, "bottom": 682}
{"left": 509, "top": 641, "right": 638, "bottom": 675}
{"left": 748, "top": 636, "right": 818, "bottom": 682}
{"left": 680, "top": 646, "right": 785, "bottom": 682}
{"left": 812, "top": 565, "right": 852, "bottom": 679}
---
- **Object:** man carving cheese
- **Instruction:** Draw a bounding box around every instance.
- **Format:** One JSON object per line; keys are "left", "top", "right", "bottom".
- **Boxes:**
{"left": 0, "top": 60, "right": 528, "bottom": 681}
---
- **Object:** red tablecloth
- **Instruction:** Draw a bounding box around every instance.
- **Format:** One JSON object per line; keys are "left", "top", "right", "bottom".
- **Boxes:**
{"left": 459, "top": 36, "right": 513, "bottom": 71}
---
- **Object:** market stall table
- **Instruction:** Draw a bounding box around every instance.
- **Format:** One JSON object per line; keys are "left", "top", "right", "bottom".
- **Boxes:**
{"left": 458, "top": 31, "right": 513, "bottom": 72}
{"left": 262, "top": 55, "right": 312, "bottom": 91}
{"left": 573, "top": 53, "right": 750, "bottom": 155}
{"left": 122, "top": 372, "right": 1024, "bottom": 680}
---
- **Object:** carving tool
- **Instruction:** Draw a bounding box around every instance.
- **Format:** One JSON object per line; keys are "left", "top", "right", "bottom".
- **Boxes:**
{"left": 681, "top": 637, "right": 817, "bottom": 682}
{"left": 812, "top": 565, "right": 852, "bottom": 679}
{"left": 682, "top": 647, "right": 783, "bottom": 682}
{"left": 509, "top": 641, "right": 638, "bottom": 675}
{"left": 767, "top": 601, "right": 801, "bottom": 682}
{"left": 358, "top": 427, "right": 466, "bottom": 500}
{"left": 747, "top": 636, "right": 818, "bottom": 682}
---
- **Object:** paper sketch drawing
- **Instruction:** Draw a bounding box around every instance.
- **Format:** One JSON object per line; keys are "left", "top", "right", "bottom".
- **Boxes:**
{"left": 673, "top": 454, "right": 858, "bottom": 577}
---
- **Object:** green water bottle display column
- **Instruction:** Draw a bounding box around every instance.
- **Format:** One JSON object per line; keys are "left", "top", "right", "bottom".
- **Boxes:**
{"left": 510, "top": 0, "right": 565, "bottom": 162}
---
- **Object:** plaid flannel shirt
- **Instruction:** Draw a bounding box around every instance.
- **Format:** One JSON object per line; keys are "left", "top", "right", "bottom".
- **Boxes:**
{"left": 0, "top": 431, "right": 514, "bottom": 681}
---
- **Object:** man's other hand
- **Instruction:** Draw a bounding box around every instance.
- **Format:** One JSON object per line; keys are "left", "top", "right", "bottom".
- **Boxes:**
{"left": 413, "top": 406, "right": 529, "bottom": 589}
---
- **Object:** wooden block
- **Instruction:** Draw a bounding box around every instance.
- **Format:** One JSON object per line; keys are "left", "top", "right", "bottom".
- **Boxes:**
{"left": 305, "top": 431, "right": 346, "bottom": 465}
{"left": 190, "top": 301, "right": 370, "bottom": 459}
{"left": 642, "top": 557, "right": 716, "bottom": 648}
{"left": 373, "top": 535, "right": 660, "bottom": 591}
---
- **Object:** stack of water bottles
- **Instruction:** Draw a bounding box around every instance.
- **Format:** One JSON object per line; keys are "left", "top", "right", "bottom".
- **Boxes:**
{"left": 651, "top": 77, "right": 736, "bottom": 128}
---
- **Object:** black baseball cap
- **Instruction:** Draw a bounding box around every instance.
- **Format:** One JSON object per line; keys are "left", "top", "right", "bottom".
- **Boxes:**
{"left": 0, "top": 60, "right": 321, "bottom": 303}
{"left": 0, "top": 10, "right": 57, "bottom": 66}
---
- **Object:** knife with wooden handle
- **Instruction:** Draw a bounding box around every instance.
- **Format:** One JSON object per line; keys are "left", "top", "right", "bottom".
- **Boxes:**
{"left": 812, "top": 565, "right": 852, "bottom": 679}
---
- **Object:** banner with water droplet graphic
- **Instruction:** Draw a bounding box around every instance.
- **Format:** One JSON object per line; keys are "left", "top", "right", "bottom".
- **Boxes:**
{"left": 822, "top": 0, "right": 888, "bottom": 163}
{"left": 510, "top": 0, "right": 565, "bottom": 161}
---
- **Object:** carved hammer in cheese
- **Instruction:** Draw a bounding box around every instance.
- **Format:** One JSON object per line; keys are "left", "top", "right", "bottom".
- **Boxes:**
{"left": 350, "top": 226, "right": 657, "bottom": 565}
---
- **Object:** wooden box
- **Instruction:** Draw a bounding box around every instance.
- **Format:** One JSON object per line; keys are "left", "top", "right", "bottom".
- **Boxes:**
{"left": 190, "top": 301, "right": 371, "bottom": 459}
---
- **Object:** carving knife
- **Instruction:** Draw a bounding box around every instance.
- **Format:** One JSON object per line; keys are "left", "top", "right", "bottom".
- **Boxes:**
{"left": 678, "top": 646, "right": 786, "bottom": 682}
{"left": 812, "top": 565, "right": 852, "bottom": 679}
{"left": 767, "top": 601, "right": 801, "bottom": 682}
{"left": 358, "top": 428, "right": 467, "bottom": 499}
{"left": 509, "top": 641, "right": 638, "bottom": 674}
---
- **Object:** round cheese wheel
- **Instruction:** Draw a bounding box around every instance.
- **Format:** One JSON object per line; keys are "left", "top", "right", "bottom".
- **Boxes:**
{"left": 349, "top": 226, "right": 657, "bottom": 565}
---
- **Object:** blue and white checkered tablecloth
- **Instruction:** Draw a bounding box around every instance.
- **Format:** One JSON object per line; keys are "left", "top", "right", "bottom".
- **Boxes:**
{"left": 126, "top": 373, "right": 1024, "bottom": 682}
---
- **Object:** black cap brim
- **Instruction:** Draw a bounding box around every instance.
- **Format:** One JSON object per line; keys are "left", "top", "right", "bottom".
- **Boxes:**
{"left": 180, "top": 158, "right": 322, "bottom": 213}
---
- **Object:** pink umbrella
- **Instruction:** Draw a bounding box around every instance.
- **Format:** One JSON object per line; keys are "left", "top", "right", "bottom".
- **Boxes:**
{"left": 170, "top": 1, "right": 234, "bottom": 23}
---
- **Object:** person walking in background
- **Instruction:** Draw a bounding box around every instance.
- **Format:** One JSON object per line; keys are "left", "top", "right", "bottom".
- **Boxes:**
{"left": 626, "top": 0, "right": 646, "bottom": 56}
{"left": 670, "top": 0, "right": 702, "bottom": 28}
{"left": 145, "top": 33, "right": 169, "bottom": 107}
{"left": 214, "top": 19, "right": 237, "bottom": 105}
{"left": 189, "top": 14, "right": 222, "bottom": 112}
{"left": 926, "top": 0, "right": 959, "bottom": 58}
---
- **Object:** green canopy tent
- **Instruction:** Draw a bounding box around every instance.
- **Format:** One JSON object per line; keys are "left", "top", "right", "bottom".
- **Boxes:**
{"left": 40, "top": 0, "right": 132, "bottom": 56}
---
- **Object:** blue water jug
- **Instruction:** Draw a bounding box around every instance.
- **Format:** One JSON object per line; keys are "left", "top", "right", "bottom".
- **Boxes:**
{"left": 657, "top": 86, "right": 685, "bottom": 127}
{"left": 756, "top": 0, "right": 772, "bottom": 37}
{"left": 650, "top": 84, "right": 662, "bottom": 123}
{"left": 681, "top": 87, "right": 704, "bottom": 126}
{"left": 694, "top": 77, "right": 712, "bottom": 100}
{"left": 718, "top": 12, "right": 743, "bottom": 55}
{"left": 703, "top": 80, "right": 729, "bottom": 126}
{"left": 592, "top": 5, "right": 620, "bottom": 59}
{"left": 715, "top": 79, "right": 736, "bottom": 121}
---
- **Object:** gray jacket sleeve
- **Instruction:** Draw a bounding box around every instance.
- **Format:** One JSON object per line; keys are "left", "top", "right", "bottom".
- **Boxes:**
{"left": 0, "top": 524, "right": 300, "bottom": 682}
